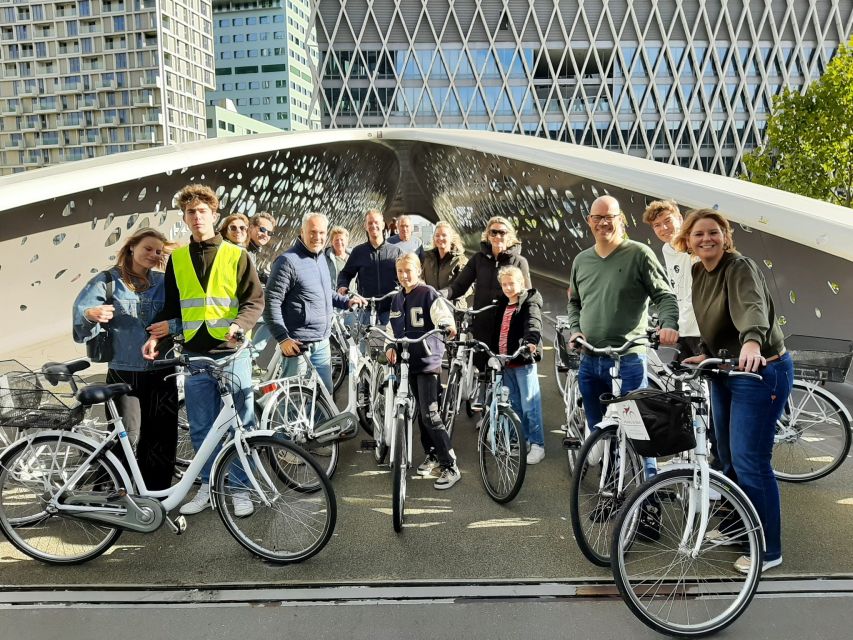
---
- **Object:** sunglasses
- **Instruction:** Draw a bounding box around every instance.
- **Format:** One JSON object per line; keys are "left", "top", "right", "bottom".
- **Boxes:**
{"left": 489, "top": 228, "right": 508, "bottom": 237}
{"left": 228, "top": 224, "right": 248, "bottom": 232}
{"left": 258, "top": 226, "right": 273, "bottom": 235}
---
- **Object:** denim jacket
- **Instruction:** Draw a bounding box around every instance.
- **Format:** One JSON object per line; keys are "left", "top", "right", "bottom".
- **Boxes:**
{"left": 73, "top": 267, "right": 180, "bottom": 372}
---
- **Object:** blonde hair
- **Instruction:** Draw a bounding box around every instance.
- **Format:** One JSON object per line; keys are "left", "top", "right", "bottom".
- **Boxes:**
{"left": 115, "top": 228, "right": 171, "bottom": 291}
{"left": 395, "top": 252, "right": 422, "bottom": 273}
{"left": 481, "top": 216, "right": 520, "bottom": 247}
{"left": 433, "top": 221, "right": 463, "bottom": 253}
{"left": 329, "top": 225, "right": 349, "bottom": 240}
{"left": 673, "top": 208, "right": 737, "bottom": 254}
{"left": 497, "top": 265, "right": 525, "bottom": 285}
{"left": 642, "top": 199, "right": 682, "bottom": 225}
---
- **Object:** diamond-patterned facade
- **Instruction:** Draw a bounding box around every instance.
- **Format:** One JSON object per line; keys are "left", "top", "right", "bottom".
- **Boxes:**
{"left": 312, "top": 0, "right": 853, "bottom": 176}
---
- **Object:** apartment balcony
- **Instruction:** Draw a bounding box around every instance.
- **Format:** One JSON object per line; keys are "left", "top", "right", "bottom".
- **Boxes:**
{"left": 57, "top": 117, "right": 82, "bottom": 129}
{"left": 35, "top": 102, "right": 59, "bottom": 113}
{"left": 19, "top": 86, "right": 40, "bottom": 97}
{"left": 40, "top": 137, "right": 62, "bottom": 148}
{"left": 143, "top": 112, "right": 162, "bottom": 124}
{"left": 141, "top": 74, "right": 160, "bottom": 88}
{"left": 1, "top": 104, "right": 23, "bottom": 116}
{"left": 133, "top": 131, "right": 157, "bottom": 144}
{"left": 96, "top": 79, "right": 117, "bottom": 91}
{"left": 133, "top": 94, "right": 154, "bottom": 107}
{"left": 98, "top": 115, "right": 120, "bottom": 127}
{"left": 58, "top": 81, "right": 83, "bottom": 94}
{"left": 80, "top": 100, "right": 99, "bottom": 110}
{"left": 7, "top": 138, "right": 25, "bottom": 149}
{"left": 20, "top": 121, "right": 42, "bottom": 132}
{"left": 22, "top": 156, "right": 45, "bottom": 167}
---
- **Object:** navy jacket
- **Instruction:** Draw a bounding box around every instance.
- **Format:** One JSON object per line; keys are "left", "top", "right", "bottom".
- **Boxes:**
{"left": 389, "top": 284, "right": 450, "bottom": 375}
{"left": 336, "top": 240, "right": 403, "bottom": 312}
{"left": 264, "top": 238, "right": 349, "bottom": 344}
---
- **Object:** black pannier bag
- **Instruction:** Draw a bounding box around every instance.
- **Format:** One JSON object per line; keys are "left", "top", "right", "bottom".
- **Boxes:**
{"left": 601, "top": 388, "right": 696, "bottom": 458}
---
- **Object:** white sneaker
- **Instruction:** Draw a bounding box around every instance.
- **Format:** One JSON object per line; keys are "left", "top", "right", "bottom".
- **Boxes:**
{"left": 526, "top": 444, "right": 545, "bottom": 465}
{"left": 232, "top": 491, "right": 254, "bottom": 518}
{"left": 734, "top": 554, "right": 782, "bottom": 574}
{"left": 179, "top": 483, "right": 211, "bottom": 515}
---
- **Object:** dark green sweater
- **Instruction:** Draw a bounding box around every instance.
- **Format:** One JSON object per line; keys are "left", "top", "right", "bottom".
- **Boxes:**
{"left": 567, "top": 239, "right": 679, "bottom": 352}
{"left": 691, "top": 251, "right": 786, "bottom": 358}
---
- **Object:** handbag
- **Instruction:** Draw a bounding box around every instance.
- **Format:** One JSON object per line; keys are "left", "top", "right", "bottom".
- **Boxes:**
{"left": 604, "top": 388, "right": 696, "bottom": 458}
{"left": 85, "top": 270, "right": 115, "bottom": 363}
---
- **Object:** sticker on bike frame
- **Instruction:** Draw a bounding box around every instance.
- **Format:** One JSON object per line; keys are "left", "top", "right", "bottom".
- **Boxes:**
{"left": 612, "top": 400, "right": 650, "bottom": 441}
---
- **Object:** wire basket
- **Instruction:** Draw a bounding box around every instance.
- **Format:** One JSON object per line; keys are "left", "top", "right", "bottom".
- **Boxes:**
{"left": 786, "top": 335, "right": 853, "bottom": 383}
{"left": 0, "top": 370, "right": 86, "bottom": 430}
{"left": 555, "top": 330, "right": 581, "bottom": 371}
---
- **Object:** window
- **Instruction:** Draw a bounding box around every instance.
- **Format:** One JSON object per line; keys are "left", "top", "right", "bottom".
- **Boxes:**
{"left": 233, "top": 34, "right": 245, "bottom": 42}
{"left": 274, "top": 15, "right": 284, "bottom": 23}
{"left": 276, "top": 79, "right": 287, "bottom": 88}
{"left": 247, "top": 17, "right": 257, "bottom": 25}
{"left": 276, "top": 112, "right": 288, "bottom": 119}
{"left": 235, "top": 65, "right": 258, "bottom": 74}
{"left": 217, "top": 119, "right": 226, "bottom": 128}
{"left": 232, "top": 18, "right": 245, "bottom": 26}
{"left": 227, "top": 123, "right": 235, "bottom": 132}
{"left": 260, "top": 16, "right": 270, "bottom": 24}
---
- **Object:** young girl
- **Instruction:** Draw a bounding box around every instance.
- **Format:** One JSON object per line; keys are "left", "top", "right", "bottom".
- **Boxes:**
{"left": 386, "top": 253, "right": 460, "bottom": 489}
{"left": 493, "top": 266, "right": 546, "bottom": 464}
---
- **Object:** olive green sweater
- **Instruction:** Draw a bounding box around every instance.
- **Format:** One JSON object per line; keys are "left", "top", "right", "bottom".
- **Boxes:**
{"left": 691, "top": 251, "right": 785, "bottom": 358}
{"left": 567, "top": 239, "right": 679, "bottom": 352}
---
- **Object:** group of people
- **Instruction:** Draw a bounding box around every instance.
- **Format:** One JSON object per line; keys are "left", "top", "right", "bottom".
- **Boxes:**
{"left": 73, "top": 184, "right": 792, "bottom": 573}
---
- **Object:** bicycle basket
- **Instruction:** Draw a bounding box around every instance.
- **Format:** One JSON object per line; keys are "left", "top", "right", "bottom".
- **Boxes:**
{"left": 0, "top": 370, "right": 85, "bottom": 430}
{"left": 603, "top": 388, "right": 695, "bottom": 458}
{"left": 556, "top": 331, "right": 580, "bottom": 371}
{"left": 786, "top": 335, "right": 853, "bottom": 383}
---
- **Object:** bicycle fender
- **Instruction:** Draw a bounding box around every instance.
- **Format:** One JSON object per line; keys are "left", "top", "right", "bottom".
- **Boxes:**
{"left": 1, "top": 429, "right": 135, "bottom": 491}
{"left": 208, "top": 430, "right": 283, "bottom": 510}
{"left": 803, "top": 382, "right": 852, "bottom": 422}
{"left": 497, "top": 405, "right": 522, "bottom": 425}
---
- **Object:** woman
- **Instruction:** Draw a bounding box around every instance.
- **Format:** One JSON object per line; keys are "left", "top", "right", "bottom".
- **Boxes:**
{"left": 219, "top": 213, "right": 250, "bottom": 247}
{"left": 675, "top": 208, "right": 793, "bottom": 574}
{"left": 422, "top": 221, "right": 468, "bottom": 309}
{"left": 325, "top": 226, "right": 353, "bottom": 293}
{"left": 441, "top": 216, "right": 531, "bottom": 403}
{"left": 73, "top": 228, "right": 180, "bottom": 490}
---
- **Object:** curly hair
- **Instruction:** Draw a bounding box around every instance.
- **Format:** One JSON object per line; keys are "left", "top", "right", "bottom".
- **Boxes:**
{"left": 175, "top": 184, "right": 219, "bottom": 213}
{"left": 642, "top": 199, "right": 681, "bottom": 225}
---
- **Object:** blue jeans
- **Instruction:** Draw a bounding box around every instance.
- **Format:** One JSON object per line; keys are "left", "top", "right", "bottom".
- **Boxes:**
{"left": 578, "top": 352, "right": 655, "bottom": 476}
{"left": 503, "top": 364, "right": 545, "bottom": 448}
{"left": 710, "top": 352, "right": 793, "bottom": 562}
{"left": 184, "top": 348, "right": 254, "bottom": 484}
{"left": 281, "top": 338, "right": 333, "bottom": 394}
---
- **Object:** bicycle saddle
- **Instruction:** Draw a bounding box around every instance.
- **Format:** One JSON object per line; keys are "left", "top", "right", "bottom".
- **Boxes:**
{"left": 42, "top": 359, "right": 91, "bottom": 385}
{"left": 76, "top": 383, "right": 133, "bottom": 406}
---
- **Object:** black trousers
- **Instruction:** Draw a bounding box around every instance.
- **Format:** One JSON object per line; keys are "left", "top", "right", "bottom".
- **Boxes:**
{"left": 410, "top": 372, "right": 455, "bottom": 469}
{"left": 106, "top": 368, "right": 179, "bottom": 491}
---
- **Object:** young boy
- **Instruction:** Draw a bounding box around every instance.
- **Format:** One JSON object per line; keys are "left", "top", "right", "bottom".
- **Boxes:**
{"left": 386, "top": 253, "right": 460, "bottom": 489}
{"left": 493, "top": 266, "right": 546, "bottom": 465}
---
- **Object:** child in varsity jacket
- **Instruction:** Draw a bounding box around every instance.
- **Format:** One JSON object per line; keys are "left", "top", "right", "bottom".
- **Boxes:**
{"left": 386, "top": 253, "right": 461, "bottom": 490}
{"left": 492, "top": 265, "right": 546, "bottom": 465}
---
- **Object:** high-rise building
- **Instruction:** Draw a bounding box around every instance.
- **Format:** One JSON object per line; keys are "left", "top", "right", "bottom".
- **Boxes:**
{"left": 0, "top": 0, "right": 215, "bottom": 175}
{"left": 314, "top": 1, "right": 853, "bottom": 176}
{"left": 206, "top": 97, "right": 282, "bottom": 137}
{"left": 209, "top": 0, "right": 320, "bottom": 131}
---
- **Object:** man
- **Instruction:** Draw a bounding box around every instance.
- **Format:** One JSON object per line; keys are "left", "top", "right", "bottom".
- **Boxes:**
{"left": 264, "top": 213, "right": 364, "bottom": 393}
{"left": 567, "top": 195, "right": 679, "bottom": 454}
{"left": 246, "top": 212, "right": 276, "bottom": 285}
{"left": 337, "top": 208, "right": 403, "bottom": 324}
{"left": 387, "top": 214, "right": 424, "bottom": 259}
{"left": 143, "top": 184, "right": 264, "bottom": 517}
{"left": 642, "top": 199, "right": 701, "bottom": 359}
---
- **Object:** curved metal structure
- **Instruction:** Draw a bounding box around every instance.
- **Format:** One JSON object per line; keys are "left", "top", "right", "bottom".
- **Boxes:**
{"left": 1, "top": 128, "right": 850, "bottom": 359}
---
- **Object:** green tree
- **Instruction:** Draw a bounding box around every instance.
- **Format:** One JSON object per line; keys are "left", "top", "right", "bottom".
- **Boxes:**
{"left": 743, "top": 37, "right": 853, "bottom": 208}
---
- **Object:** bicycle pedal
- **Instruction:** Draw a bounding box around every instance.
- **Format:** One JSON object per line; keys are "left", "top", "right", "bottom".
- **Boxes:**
{"left": 562, "top": 436, "right": 582, "bottom": 450}
{"left": 361, "top": 439, "right": 377, "bottom": 450}
{"left": 106, "top": 488, "right": 128, "bottom": 502}
{"left": 166, "top": 515, "right": 188, "bottom": 535}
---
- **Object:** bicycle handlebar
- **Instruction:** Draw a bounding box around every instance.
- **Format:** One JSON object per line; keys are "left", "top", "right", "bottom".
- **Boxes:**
{"left": 463, "top": 339, "right": 530, "bottom": 364}
{"left": 571, "top": 329, "right": 659, "bottom": 355}
{"left": 369, "top": 326, "right": 449, "bottom": 358}
{"left": 352, "top": 287, "right": 400, "bottom": 308}
{"left": 160, "top": 333, "right": 249, "bottom": 370}
{"left": 670, "top": 358, "right": 764, "bottom": 381}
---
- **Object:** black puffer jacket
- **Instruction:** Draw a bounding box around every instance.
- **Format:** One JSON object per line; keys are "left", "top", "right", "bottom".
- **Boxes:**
{"left": 490, "top": 288, "right": 543, "bottom": 366}
{"left": 442, "top": 242, "right": 531, "bottom": 341}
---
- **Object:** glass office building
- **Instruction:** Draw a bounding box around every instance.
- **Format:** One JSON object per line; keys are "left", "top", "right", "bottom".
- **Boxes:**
{"left": 314, "top": 0, "right": 853, "bottom": 175}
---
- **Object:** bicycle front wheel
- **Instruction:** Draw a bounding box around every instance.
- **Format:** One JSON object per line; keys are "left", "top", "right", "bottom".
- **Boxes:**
{"left": 570, "top": 424, "right": 644, "bottom": 567}
{"left": 263, "top": 385, "right": 339, "bottom": 482}
{"left": 0, "top": 435, "right": 123, "bottom": 565}
{"left": 563, "top": 372, "right": 585, "bottom": 476}
{"left": 391, "top": 417, "right": 408, "bottom": 532}
{"left": 612, "top": 469, "right": 763, "bottom": 637}
{"left": 213, "top": 436, "right": 336, "bottom": 564}
{"left": 440, "top": 364, "right": 462, "bottom": 438}
{"left": 330, "top": 335, "right": 346, "bottom": 394}
{"left": 773, "top": 380, "right": 851, "bottom": 482}
{"left": 478, "top": 407, "right": 527, "bottom": 503}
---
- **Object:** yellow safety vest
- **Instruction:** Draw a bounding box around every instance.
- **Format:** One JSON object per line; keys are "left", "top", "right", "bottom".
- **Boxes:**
{"left": 172, "top": 241, "right": 242, "bottom": 342}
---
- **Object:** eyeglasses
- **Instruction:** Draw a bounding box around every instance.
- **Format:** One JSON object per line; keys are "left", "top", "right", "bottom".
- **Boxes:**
{"left": 228, "top": 224, "right": 248, "bottom": 232}
{"left": 489, "top": 228, "right": 508, "bottom": 237}
{"left": 258, "top": 226, "right": 273, "bottom": 235}
{"left": 588, "top": 214, "right": 620, "bottom": 224}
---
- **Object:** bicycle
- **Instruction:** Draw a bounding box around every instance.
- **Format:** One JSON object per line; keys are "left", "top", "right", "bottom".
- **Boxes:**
{"left": 569, "top": 331, "right": 658, "bottom": 567}
{"left": 610, "top": 358, "right": 765, "bottom": 637}
{"left": 553, "top": 316, "right": 586, "bottom": 475}
{"left": 440, "top": 304, "right": 496, "bottom": 434}
{"left": 258, "top": 344, "right": 360, "bottom": 483}
{"left": 0, "top": 338, "right": 337, "bottom": 565}
{"left": 462, "top": 339, "right": 530, "bottom": 503}
{"left": 368, "top": 325, "right": 449, "bottom": 532}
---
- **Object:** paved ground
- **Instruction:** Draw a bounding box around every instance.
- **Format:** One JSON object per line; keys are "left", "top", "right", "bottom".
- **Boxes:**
{"left": 1, "top": 343, "right": 852, "bottom": 588}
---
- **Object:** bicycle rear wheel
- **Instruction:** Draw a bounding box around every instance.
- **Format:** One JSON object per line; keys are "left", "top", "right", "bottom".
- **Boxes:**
{"left": 213, "top": 436, "right": 336, "bottom": 564}
{"left": 391, "top": 416, "right": 407, "bottom": 533}
{"left": 563, "top": 372, "right": 585, "bottom": 476}
{"left": 0, "top": 435, "right": 123, "bottom": 565}
{"left": 330, "top": 335, "right": 346, "bottom": 394}
{"left": 263, "top": 385, "right": 339, "bottom": 482}
{"left": 773, "top": 380, "right": 851, "bottom": 482}
{"left": 570, "top": 423, "right": 644, "bottom": 566}
{"left": 478, "top": 407, "right": 527, "bottom": 503}
{"left": 611, "top": 469, "right": 763, "bottom": 637}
